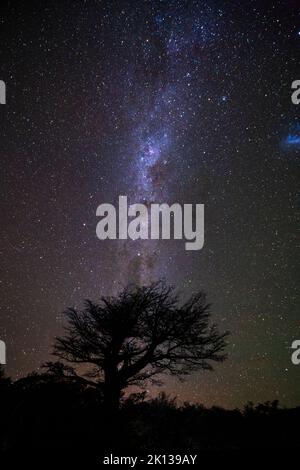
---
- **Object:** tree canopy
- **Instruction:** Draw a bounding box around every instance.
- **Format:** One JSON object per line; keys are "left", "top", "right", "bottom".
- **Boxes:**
{"left": 47, "top": 281, "right": 228, "bottom": 412}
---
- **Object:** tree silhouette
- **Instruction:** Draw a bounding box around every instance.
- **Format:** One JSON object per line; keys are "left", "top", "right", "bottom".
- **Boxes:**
{"left": 47, "top": 282, "right": 228, "bottom": 414}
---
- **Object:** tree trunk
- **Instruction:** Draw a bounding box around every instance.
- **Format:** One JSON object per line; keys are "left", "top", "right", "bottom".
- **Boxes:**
{"left": 103, "top": 368, "right": 121, "bottom": 416}
{"left": 102, "top": 375, "right": 122, "bottom": 450}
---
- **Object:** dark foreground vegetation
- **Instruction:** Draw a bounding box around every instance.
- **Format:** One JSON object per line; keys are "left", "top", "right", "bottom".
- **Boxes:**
{"left": 1, "top": 284, "right": 299, "bottom": 460}
{"left": 0, "top": 370, "right": 299, "bottom": 456}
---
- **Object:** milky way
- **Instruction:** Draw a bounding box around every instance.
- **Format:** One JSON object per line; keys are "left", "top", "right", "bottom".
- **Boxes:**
{"left": 1, "top": 0, "right": 299, "bottom": 408}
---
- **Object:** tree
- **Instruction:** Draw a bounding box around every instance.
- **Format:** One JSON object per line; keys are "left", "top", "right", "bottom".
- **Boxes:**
{"left": 47, "top": 281, "right": 228, "bottom": 414}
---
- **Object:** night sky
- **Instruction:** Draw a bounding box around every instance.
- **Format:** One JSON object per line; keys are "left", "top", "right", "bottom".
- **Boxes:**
{"left": 1, "top": 0, "right": 299, "bottom": 408}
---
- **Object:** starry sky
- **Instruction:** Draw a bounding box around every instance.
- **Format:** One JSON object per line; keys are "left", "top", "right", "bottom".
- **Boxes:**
{"left": 1, "top": 0, "right": 299, "bottom": 409}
